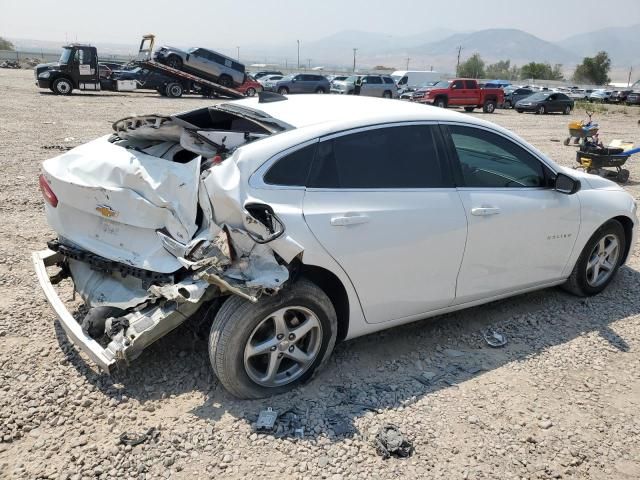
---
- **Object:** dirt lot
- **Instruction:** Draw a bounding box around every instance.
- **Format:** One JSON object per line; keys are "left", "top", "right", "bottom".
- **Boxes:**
{"left": 1, "top": 68, "right": 640, "bottom": 480}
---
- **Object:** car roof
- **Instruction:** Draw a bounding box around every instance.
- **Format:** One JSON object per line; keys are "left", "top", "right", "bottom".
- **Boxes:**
{"left": 226, "top": 94, "right": 487, "bottom": 130}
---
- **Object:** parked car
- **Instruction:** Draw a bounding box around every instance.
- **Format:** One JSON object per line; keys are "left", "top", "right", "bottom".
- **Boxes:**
{"left": 330, "top": 75, "right": 398, "bottom": 98}
{"left": 34, "top": 95, "right": 638, "bottom": 399}
{"left": 610, "top": 90, "right": 631, "bottom": 103}
{"left": 236, "top": 75, "right": 263, "bottom": 97}
{"left": 258, "top": 74, "right": 283, "bottom": 86}
{"left": 568, "top": 89, "right": 590, "bottom": 100}
{"left": 153, "top": 46, "right": 246, "bottom": 87}
{"left": 625, "top": 80, "right": 640, "bottom": 105}
{"left": 266, "top": 73, "right": 330, "bottom": 94}
{"left": 503, "top": 87, "right": 534, "bottom": 108}
{"left": 252, "top": 70, "right": 283, "bottom": 80}
{"left": 589, "top": 90, "right": 613, "bottom": 103}
{"left": 329, "top": 75, "right": 348, "bottom": 86}
{"left": 416, "top": 78, "right": 504, "bottom": 113}
{"left": 515, "top": 92, "right": 574, "bottom": 114}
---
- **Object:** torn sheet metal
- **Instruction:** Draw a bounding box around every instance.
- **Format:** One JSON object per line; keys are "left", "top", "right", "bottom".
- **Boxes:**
{"left": 148, "top": 278, "right": 210, "bottom": 303}
{"left": 112, "top": 115, "right": 182, "bottom": 142}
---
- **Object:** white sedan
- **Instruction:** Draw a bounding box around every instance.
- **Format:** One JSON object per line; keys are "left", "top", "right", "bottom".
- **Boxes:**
{"left": 34, "top": 94, "right": 637, "bottom": 398}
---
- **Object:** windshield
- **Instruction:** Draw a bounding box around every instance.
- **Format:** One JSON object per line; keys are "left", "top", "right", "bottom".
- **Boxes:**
{"left": 391, "top": 74, "right": 402, "bottom": 82}
{"left": 432, "top": 81, "right": 450, "bottom": 88}
{"left": 59, "top": 47, "right": 73, "bottom": 64}
{"left": 527, "top": 92, "right": 550, "bottom": 101}
{"left": 345, "top": 76, "right": 358, "bottom": 83}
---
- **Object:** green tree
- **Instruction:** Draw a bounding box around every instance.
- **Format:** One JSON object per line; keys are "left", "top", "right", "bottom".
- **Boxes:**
{"left": 457, "top": 53, "right": 485, "bottom": 78}
{"left": 0, "top": 37, "right": 14, "bottom": 51}
{"left": 573, "top": 51, "right": 611, "bottom": 85}
{"left": 520, "top": 62, "right": 563, "bottom": 80}
{"left": 485, "top": 59, "right": 521, "bottom": 80}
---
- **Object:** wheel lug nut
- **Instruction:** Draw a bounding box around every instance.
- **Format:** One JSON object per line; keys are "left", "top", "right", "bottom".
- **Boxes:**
{"left": 288, "top": 345, "right": 294, "bottom": 352}
{"left": 277, "top": 334, "right": 284, "bottom": 340}
{"left": 288, "top": 334, "right": 295, "bottom": 340}
{"left": 278, "top": 353, "right": 284, "bottom": 358}
{"left": 270, "top": 346, "right": 277, "bottom": 351}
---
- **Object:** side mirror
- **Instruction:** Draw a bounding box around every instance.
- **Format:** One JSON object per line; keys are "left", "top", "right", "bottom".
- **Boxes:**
{"left": 291, "top": 78, "right": 296, "bottom": 82}
{"left": 555, "top": 173, "right": 580, "bottom": 195}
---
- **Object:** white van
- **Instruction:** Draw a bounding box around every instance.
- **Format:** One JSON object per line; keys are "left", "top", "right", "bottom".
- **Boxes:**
{"left": 391, "top": 71, "right": 441, "bottom": 89}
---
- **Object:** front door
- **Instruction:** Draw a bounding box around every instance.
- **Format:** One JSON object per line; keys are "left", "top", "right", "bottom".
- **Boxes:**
{"left": 75, "top": 47, "right": 99, "bottom": 90}
{"left": 448, "top": 79, "right": 466, "bottom": 105}
{"left": 303, "top": 123, "right": 468, "bottom": 324}
{"left": 442, "top": 124, "right": 580, "bottom": 304}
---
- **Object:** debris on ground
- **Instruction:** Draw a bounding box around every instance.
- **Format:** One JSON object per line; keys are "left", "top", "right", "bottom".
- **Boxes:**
{"left": 119, "top": 427, "right": 159, "bottom": 446}
{"left": 255, "top": 408, "right": 278, "bottom": 432}
{"left": 41, "top": 145, "right": 74, "bottom": 151}
{"left": 374, "top": 424, "right": 414, "bottom": 459}
{"left": 482, "top": 328, "right": 508, "bottom": 348}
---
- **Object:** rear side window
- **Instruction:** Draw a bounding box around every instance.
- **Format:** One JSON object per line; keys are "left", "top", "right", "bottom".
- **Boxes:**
{"left": 464, "top": 80, "right": 477, "bottom": 89}
{"left": 264, "top": 143, "right": 316, "bottom": 186}
{"left": 366, "top": 76, "right": 382, "bottom": 84}
{"left": 383, "top": 77, "right": 394, "bottom": 84}
{"left": 452, "top": 80, "right": 465, "bottom": 89}
{"left": 308, "top": 125, "right": 450, "bottom": 189}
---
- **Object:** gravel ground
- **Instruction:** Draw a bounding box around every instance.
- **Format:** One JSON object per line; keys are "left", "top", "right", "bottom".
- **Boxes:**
{"left": 1, "top": 68, "right": 640, "bottom": 479}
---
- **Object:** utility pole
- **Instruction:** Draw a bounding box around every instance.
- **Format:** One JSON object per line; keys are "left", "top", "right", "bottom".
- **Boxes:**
{"left": 628, "top": 66, "right": 633, "bottom": 87}
{"left": 406, "top": 57, "right": 410, "bottom": 70}
{"left": 297, "top": 40, "right": 300, "bottom": 69}
{"left": 456, "top": 46, "right": 462, "bottom": 76}
{"left": 307, "top": 58, "right": 311, "bottom": 70}
{"left": 236, "top": 46, "right": 240, "bottom": 61}
{"left": 352, "top": 48, "right": 358, "bottom": 72}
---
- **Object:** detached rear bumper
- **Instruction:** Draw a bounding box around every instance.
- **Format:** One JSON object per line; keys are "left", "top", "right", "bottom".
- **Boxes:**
{"left": 32, "top": 249, "right": 116, "bottom": 372}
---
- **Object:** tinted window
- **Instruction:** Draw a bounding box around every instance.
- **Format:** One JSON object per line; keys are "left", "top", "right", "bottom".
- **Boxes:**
{"left": 308, "top": 125, "right": 450, "bottom": 188}
{"left": 383, "top": 77, "right": 394, "bottom": 84}
{"left": 452, "top": 80, "right": 465, "bottom": 89}
{"left": 449, "top": 126, "right": 545, "bottom": 188}
{"left": 264, "top": 143, "right": 316, "bottom": 186}
{"left": 557, "top": 93, "right": 569, "bottom": 100}
{"left": 366, "top": 76, "right": 383, "bottom": 84}
{"left": 464, "top": 80, "right": 477, "bottom": 89}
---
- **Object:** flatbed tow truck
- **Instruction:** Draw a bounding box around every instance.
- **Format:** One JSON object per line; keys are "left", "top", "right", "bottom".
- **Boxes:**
{"left": 34, "top": 34, "right": 243, "bottom": 99}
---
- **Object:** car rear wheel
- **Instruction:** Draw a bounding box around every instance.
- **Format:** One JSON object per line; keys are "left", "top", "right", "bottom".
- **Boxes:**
{"left": 245, "top": 87, "right": 256, "bottom": 97}
{"left": 383, "top": 90, "right": 392, "bottom": 99}
{"left": 315, "top": 87, "right": 325, "bottom": 94}
{"left": 516, "top": 109, "right": 524, "bottom": 113}
{"left": 563, "top": 105, "right": 572, "bottom": 115}
{"left": 52, "top": 77, "right": 73, "bottom": 95}
{"left": 165, "top": 55, "right": 183, "bottom": 70}
{"left": 278, "top": 87, "right": 289, "bottom": 95}
{"left": 165, "top": 82, "right": 183, "bottom": 98}
{"left": 563, "top": 220, "right": 625, "bottom": 296}
{"left": 483, "top": 101, "right": 496, "bottom": 113}
{"left": 536, "top": 105, "right": 546, "bottom": 115}
{"left": 504, "top": 100, "right": 512, "bottom": 108}
{"left": 218, "top": 75, "right": 233, "bottom": 88}
{"left": 209, "top": 279, "right": 337, "bottom": 399}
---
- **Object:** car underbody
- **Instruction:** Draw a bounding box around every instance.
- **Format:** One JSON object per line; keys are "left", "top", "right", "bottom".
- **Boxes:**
{"left": 34, "top": 104, "right": 304, "bottom": 373}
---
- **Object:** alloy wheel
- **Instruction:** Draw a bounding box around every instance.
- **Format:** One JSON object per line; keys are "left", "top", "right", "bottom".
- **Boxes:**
{"left": 586, "top": 234, "right": 620, "bottom": 287}
{"left": 243, "top": 306, "right": 323, "bottom": 387}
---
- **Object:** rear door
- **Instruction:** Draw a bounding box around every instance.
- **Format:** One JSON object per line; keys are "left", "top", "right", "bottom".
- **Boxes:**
{"left": 302, "top": 123, "right": 468, "bottom": 324}
{"left": 464, "top": 80, "right": 480, "bottom": 105}
{"left": 75, "top": 47, "right": 100, "bottom": 90}
{"left": 441, "top": 123, "right": 580, "bottom": 303}
{"left": 362, "top": 76, "right": 383, "bottom": 96}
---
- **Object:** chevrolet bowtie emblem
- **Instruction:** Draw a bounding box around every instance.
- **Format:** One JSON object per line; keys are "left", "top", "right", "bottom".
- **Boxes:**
{"left": 96, "top": 205, "right": 118, "bottom": 218}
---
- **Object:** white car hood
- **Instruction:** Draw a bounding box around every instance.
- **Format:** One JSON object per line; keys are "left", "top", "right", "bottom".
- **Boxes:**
{"left": 557, "top": 165, "right": 624, "bottom": 191}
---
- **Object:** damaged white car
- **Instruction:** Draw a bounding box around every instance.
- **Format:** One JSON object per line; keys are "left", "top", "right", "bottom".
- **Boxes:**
{"left": 34, "top": 94, "right": 637, "bottom": 398}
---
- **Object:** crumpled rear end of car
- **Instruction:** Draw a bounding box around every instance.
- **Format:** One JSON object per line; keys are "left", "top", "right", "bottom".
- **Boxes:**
{"left": 33, "top": 106, "right": 302, "bottom": 372}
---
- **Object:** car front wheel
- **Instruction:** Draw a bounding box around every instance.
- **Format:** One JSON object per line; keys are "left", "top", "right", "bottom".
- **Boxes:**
{"left": 563, "top": 220, "right": 625, "bottom": 296}
{"left": 209, "top": 279, "right": 337, "bottom": 399}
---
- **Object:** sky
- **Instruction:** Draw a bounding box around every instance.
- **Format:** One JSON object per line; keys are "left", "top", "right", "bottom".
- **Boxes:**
{"left": 2, "top": 0, "right": 640, "bottom": 48}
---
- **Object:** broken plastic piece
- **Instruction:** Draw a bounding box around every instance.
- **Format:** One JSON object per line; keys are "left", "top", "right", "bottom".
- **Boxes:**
{"left": 256, "top": 407, "right": 278, "bottom": 431}
{"left": 119, "top": 427, "right": 158, "bottom": 446}
{"left": 482, "top": 328, "right": 507, "bottom": 348}
{"left": 374, "top": 424, "right": 414, "bottom": 459}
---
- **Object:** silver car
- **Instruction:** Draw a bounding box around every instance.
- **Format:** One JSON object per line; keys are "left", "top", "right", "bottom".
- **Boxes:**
{"left": 154, "top": 46, "right": 245, "bottom": 87}
{"left": 330, "top": 75, "right": 398, "bottom": 98}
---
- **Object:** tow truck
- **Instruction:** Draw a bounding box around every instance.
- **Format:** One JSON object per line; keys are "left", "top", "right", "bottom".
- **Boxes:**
{"left": 34, "top": 35, "right": 243, "bottom": 99}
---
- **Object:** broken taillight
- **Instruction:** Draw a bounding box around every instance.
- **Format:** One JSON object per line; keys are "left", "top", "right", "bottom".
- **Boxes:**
{"left": 39, "top": 174, "right": 58, "bottom": 207}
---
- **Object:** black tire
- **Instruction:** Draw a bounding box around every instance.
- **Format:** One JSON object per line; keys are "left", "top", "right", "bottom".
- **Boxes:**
{"left": 483, "top": 101, "right": 496, "bottom": 113}
{"left": 562, "top": 220, "right": 625, "bottom": 297}
{"left": 315, "top": 87, "right": 326, "bottom": 94}
{"left": 278, "top": 87, "right": 289, "bottom": 95}
{"left": 52, "top": 77, "right": 73, "bottom": 95}
{"left": 464, "top": 106, "right": 475, "bottom": 112}
{"left": 245, "top": 87, "right": 256, "bottom": 97}
{"left": 209, "top": 279, "right": 337, "bottom": 399}
{"left": 563, "top": 105, "right": 572, "bottom": 115}
{"left": 435, "top": 97, "right": 447, "bottom": 108}
{"left": 536, "top": 105, "right": 546, "bottom": 115}
{"left": 165, "top": 82, "right": 183, "bottom": 98}
{"left": 383, "top": 90, "right": 392, "bottom": 99}
{"left": 218, "top": 75, "right": 232, "bottom": 88}
{"left": 563, "top": 137, "right": 571, "bottom": 146}
{"left": 504, "top": 100, "right": 512, "bottom": 109}
{"left": 516, "top": 109, "right": 524, "bottom": 113}
{"left": 165, "top": 55, "right": 183, "bottom": 70}
{"left": 617, "top": 169, "right": 630, "bottom": 183}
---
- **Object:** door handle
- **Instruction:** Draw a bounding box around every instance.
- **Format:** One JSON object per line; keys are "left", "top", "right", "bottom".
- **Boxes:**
{"left": 330, "top": 214, "right": 370, "bottom": 226}
{"left": 471, "top": 206, "right": 501, "bottom": 216}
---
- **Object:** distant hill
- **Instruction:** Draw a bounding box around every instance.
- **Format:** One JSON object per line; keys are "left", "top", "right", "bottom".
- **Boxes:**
{"left": 558, "top": 24, "right": 640, "bottom": 65}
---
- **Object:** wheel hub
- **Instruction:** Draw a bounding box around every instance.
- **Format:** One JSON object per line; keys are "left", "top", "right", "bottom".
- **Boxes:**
{"left": 586, "top": 234, "right": 619, "bottom": 287}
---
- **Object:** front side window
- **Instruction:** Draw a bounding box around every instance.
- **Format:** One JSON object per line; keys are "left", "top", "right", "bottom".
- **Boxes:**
{"left": 448, "top": 125, "right": 546, "bottom": 188}
{"left": 452, "top": 80, "right": 465, "bottom": 89}
{"left": 308, "top": 125, "right": 450, "bottom": 189}
{"left": 464, "top": 80, "right": 476, "bottom": 89}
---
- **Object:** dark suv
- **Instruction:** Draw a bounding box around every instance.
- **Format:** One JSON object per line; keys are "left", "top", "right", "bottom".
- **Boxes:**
{"left": 266, "top": 74, "right": 330, "bottom": 94}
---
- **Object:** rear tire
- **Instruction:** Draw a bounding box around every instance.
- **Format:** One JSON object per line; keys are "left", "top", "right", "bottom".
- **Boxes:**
{"left": 209, "top": 279, "right": 337, "bottom": 399}
{"left": 218, "top": 75, "right": 232, "bottom": 88}
{"left": 278, "top": 87, "right": 289, "bottom": 95}
{"left": 383, "top": 90, "right": 392, "bottom": 99}
{"left": 504, "top": 100, "right": 512, "bottom": 108}
{"left": 562, "top": 220, "right": 625, "bottom": 296}
{"left": 563, "top": 105, "right": 572, "bottom": 115}
{"left": 52, "top": 77, "right": 73, "bottom": 95}
{"left": 315, "top": 87, "right": 325, "bottom": 94}
{"left": 483, "top": 101, "right": 496, "bottom": 113}
{"left": 245, "top": 87, "right": 257, "bottom": 97}
{"left": 165, "top": 82, "right": 183, "bottom": 98}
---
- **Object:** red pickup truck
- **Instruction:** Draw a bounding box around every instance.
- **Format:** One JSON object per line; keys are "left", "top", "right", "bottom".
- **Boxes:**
{"left": 417, "top": 79, "right": 504, "bottom": 113}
